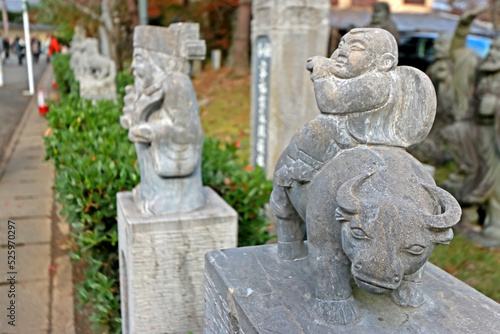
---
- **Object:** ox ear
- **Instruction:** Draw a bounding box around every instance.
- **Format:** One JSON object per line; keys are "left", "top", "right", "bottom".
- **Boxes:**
{"left": 431, "top": 228, "right": 454, "bottom": 245}
{"left": 421, "top": 184, "right": 461, "bottom": 230}
{"left": 335, "top": 207, "right": 353, "bottom": 223}
{"left": 337, "top": 171, "right": 375, "bottom": 214}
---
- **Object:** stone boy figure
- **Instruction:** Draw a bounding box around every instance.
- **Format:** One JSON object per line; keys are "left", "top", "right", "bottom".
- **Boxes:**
{"left": 120, "top": 24, "right": 206, "bottom": 215}
{"left": 271, "top": 28, "right": 461, "bottom": 325}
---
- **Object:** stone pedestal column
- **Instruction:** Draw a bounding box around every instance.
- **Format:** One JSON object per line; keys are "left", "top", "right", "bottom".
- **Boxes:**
{"left": 118, "top": 188, "right": 237, "bottom": 334}
{"left": 250, "top": 0, "right": 330, "bottom": 178}
{"left": 204, "top": 244, "right": 500, "bottom": 333}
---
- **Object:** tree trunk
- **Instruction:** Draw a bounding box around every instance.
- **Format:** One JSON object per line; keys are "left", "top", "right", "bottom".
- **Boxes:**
{"left": 1, "top": 0, "right": 9, "bottom": 38}
{"left": 231, "top": 0, "right": 251, "bottom": 78}
{"left": 493, "top": 0, "right": 500, "bottom": 32}
{"left": 126, "top": 0, "right": 139, "bottom": 27}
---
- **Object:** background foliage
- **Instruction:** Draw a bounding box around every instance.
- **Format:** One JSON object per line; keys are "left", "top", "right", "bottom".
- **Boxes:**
{"left": 45, "top": 54, "right": 271, "bottom": 332}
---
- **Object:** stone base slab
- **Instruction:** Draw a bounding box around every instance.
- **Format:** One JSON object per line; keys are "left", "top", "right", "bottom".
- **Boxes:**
{"left": 118, "top": 187, "right": 237, "bottom": 334}
{"left": 204, "top": 244, "right": 500, "bottom": 333}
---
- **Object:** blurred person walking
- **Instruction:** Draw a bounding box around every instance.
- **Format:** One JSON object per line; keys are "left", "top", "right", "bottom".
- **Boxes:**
{"left": 47, "top": 35, "right": 60, "bottom": 63}
{"left": 12, "top": 37, "right": 25, "bottom": 65}
{"left": 2, "top": 37, "right": 8, "bottom": 61}
{"left": 2, "top": 37, "right": 9, "bottom": 61}
{"left": 31, "top": 37, "right": 41, "bottom": 63}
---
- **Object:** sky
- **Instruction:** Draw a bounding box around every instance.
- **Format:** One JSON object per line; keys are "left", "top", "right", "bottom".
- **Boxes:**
{"left": 5, "top": 0, "right": 40, "bottom": 12}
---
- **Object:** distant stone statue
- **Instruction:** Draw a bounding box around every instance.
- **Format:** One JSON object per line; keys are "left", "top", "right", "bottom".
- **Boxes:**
{"left": 79, "top": 51, "right": 117, "bottom": 101}
{"left": 366, "top": 2, "right": 399, "bottom": 43}
{"left": 120, "top": 24, "right": 206, "bottom": 215}
{"left": 270, "top": 28, "right": 461, "bottom": 325}
{"left": 448, "top": 37, "right": 500, "bottom": 240}
{"left": 70, "top": 25, "right": 86, "bottom": 51}
{"left": 69, "top": 37, "right": 117, "bottom": 101}
{"left": 70, "top": 38, "right": 99, "bottom": 80}
{"left": 417, "top": 8, "right": 486, "bottom": 165}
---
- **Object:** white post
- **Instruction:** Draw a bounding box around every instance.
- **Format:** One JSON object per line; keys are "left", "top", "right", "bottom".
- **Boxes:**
{"left": 22, "top": 0, "right": 34, "bottom": 95}
{"left": 138, "top": 0, "right": 148, "bottom": 25}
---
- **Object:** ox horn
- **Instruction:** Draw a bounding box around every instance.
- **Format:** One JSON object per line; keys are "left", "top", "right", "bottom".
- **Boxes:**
{"left": 337, "top": 171, "right": 375, "bottom": 214}
{"left": 422, "top": 184, "right": 461, "bottom": 230}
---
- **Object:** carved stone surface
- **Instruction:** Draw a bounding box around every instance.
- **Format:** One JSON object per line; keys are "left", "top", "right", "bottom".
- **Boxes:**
{"left": 251, "top": 0, "right": 330, "bottom": 178}
{"left": 120, "top": 23, "right": 206, "bottom": 215}
{"left": 204, "top": 245, "right": 500, "bottom": 333}
{"left": 268, "top": 28, "right": 462, "bottom": 325}
{"left": 118, "top": 189, "right": 237, "bottom": 334}
{"left": 366, "top": 2, "right": 399, "bottom": 43}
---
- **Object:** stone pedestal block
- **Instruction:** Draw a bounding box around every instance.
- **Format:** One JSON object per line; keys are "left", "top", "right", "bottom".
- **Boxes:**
{"left": 204, "top": 244, "right": 500, "bottom": 333}
{"left": 118, "top": 187, "right": 238, "bottom": 334}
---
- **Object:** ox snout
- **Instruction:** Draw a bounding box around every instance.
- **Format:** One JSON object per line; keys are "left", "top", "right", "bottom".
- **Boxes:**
{"left": 351, "top": 262, "right": 403, "bottom": 295}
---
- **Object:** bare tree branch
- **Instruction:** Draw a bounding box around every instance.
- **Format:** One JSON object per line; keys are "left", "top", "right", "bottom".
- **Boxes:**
{"left": 63, "top": 0, "right": 103, "bottom": 23}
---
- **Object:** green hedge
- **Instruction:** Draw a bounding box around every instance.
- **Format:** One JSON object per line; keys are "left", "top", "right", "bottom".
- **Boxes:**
{"left": 46, "top": 54, "right": 272, "bottom": 332}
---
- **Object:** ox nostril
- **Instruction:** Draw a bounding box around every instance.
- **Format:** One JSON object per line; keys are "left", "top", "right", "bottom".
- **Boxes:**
{"left": 354, "top": 263, "right": 362, "bottom": 270}
{"left": 394, "top": 275, "right": 400, "bottom": 283}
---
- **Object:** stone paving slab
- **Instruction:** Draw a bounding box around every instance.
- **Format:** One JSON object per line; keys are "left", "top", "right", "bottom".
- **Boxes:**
{"left": 0, "top": 217, "right": 51, "bottom": 246}
{"left": 1, "top": 165, "right": 54, "bottom": 184}
{"left": 52, "top": 256, "right": 76, "bottom": 334}
{"left": 0, "top": 181, "right": 52, "bottom": 198}
{"left": 5, "top": 149, "right": 47, "bottom": 162}
{"left": 0, "top": 280, "right": 50, "bottom": 333}
{"left": 3, "top": 158, "right": 53, "bottom": 174}
{"left": 13, "top": 243, "right": 51, "bottom": 282}
{"left": 0, "top": 197, "right": 52, "bottom": 219}
{"left": 16, "top": 135, "right": 46, "bottom": 145}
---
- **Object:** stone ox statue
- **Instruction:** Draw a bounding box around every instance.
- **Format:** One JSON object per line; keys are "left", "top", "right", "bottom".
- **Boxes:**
{"left": 270, "top": 28, "right": 462, "bottom": 325}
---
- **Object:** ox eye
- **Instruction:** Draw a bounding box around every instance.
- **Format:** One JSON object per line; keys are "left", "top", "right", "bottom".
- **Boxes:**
{"left": 351, "top": 227, "right": 369, "bottom": 240}
{"left": 406, "top": 244, "right": 426, "bottom": 255}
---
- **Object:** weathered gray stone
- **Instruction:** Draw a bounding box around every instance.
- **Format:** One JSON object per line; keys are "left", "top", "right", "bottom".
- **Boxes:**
{"left": 250, "top": 0, "right": 330, "bottom": 178}
{"left": 267, "top": 28, "right": 461, "bottom": 325}
{"left": 118, "top": 188, "right": 237, "bottom": 334}
{"left": 204, "top": 244, "right": 500, "bottom": 333}
{"left": 120, "top": 23, "right": 207, "bottom": 215}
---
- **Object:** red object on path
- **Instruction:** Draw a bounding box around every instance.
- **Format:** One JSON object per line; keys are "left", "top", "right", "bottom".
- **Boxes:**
{"left": 52, "top": 81, "right": 57, "bottom": 89}
{"left": 37, "top": 90, "right": 49, "bottom": 115}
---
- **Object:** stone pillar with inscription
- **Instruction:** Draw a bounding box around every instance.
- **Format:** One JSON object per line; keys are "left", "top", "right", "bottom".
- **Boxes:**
{"left": 250, "top": 0, "right": 330, "bottom": 178}
{"left": 117, "top": 23, "right": 237, "bottom": 334}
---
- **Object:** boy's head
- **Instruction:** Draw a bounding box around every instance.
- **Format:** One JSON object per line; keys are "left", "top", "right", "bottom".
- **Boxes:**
{"left": 330, "top": 28, "right": 398, "bottom": 79}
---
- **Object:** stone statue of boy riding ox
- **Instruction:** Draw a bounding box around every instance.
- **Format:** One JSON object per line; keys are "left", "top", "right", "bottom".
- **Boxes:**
{"left": 270, "top": 28, "right": 462, "bottom": 325}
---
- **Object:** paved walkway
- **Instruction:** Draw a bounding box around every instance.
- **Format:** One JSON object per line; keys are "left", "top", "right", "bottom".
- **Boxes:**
{"left": 0, "top": 64, "right": 75, "bottom": 333}
{"left": 0, "top": 56, "right": 48, "bottom": 162}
